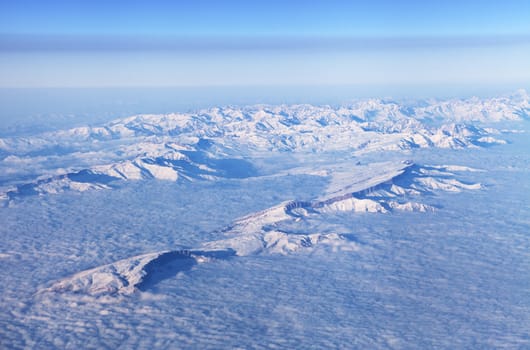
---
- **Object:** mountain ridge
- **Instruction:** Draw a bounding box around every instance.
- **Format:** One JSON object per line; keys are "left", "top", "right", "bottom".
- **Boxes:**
{"left": 1, "top": 93, "right": 523, "bottom": 202}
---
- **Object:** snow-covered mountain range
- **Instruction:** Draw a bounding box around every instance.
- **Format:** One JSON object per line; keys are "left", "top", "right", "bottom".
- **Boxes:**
{"left": 40, "top": 160, "right": 483, "bottom": 297}
{"left": 3, "top": 89, "right": 529, "bottom": 350}
{"left": 2, "top": 91, "right": 527, "bottom": 295}
{"left": 1, "top": 91, "right": 527, "bottom": 203}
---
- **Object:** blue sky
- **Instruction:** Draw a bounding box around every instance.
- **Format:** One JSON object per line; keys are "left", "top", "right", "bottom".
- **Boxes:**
{"left": 1, "top": 0, "right": 530, "bottom": 89}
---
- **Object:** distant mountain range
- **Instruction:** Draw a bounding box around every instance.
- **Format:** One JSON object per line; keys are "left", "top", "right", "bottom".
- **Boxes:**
{"left": 1, "top": 90, "right": 527, "bottom": 203}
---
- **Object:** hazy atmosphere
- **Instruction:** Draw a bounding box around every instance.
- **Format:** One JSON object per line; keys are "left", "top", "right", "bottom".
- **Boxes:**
{"left": 1, "top": 1, "right": 530, "bottom": 349}
{"left": 2, "top": 0, "right": 530, "bottom": 90}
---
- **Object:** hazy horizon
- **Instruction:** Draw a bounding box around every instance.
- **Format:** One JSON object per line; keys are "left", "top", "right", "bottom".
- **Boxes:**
{"left": 2, "top": 1, "right": 530, "bottom": 89}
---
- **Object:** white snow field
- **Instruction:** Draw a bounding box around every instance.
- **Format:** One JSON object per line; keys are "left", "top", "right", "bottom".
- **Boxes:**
{"left": 1, "top": 92, "right": 530, "bottom": 349}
